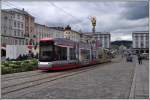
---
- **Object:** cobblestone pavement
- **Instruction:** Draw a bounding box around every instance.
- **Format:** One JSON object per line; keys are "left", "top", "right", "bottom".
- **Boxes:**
{"left": 129, "top": 58, "right": 149, "bottom": 99}
{"left": 2, "top": 56, "right": 148, "bottom": 99}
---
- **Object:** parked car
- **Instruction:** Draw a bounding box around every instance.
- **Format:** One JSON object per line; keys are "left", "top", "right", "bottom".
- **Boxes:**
{"left": 141, "top": 53, "right": 149, "bottom": 60}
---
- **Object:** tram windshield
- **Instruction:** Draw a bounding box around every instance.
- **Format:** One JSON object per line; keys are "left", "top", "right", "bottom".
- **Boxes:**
{"left": 39, "top": 41, "right": 54, "bottom": 62}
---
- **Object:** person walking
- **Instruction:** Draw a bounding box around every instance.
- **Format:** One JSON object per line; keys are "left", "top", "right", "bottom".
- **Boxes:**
{"left": 126, "top": 53, "right": 133, "bottom": 62}
{"left": 138, "top": 54, "right": 142, "bottom": 64}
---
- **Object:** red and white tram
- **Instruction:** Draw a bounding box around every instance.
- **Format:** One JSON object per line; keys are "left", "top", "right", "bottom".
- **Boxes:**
{"left": 38, "top": 38, "right": 101, "bottom": 71}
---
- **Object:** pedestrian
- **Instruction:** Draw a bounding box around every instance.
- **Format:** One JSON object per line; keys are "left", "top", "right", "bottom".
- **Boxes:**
{"left": 138, "top": 54, "right": 142, "bottom": 64}
{"left": 126, "top": 53, "right": 133, "bottom": 62}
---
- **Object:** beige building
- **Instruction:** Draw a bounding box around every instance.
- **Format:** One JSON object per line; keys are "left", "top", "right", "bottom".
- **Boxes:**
{"left": 24, "top": 10, "right": 35, "bottom": 45}
{"left": 64, "top": 25, "right": 81, "bottom": 42}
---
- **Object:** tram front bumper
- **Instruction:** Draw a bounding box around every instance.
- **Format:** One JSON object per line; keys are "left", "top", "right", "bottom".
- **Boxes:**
{"left": 38, "top": 62, "right": 52, "bottom": 70}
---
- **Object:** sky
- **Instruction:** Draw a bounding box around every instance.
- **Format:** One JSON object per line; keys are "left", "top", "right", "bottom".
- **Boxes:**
{"left": 2, "top": 0, "right": 149, "bottom": 41}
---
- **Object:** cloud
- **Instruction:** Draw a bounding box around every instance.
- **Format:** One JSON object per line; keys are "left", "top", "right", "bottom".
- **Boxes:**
{"left": 121, "top": 1, "right": 149, "bottom": 20}
{"left": 1, "top": 0, "right": 149, "bottom": 41}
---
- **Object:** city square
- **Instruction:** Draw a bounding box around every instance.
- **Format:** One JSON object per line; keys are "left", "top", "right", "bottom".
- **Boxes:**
{"left": 1, "top": 0, "right": 149, "bottom": 99}
{"left": 1, "top": 56, "right": 149, "bottom": 99}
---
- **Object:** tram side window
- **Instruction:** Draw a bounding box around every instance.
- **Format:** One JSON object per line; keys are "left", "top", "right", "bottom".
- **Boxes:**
{"left": 55, "top": 46, "right": 67, "bottom": 60}
{"left": 81, "top": 49, "right": 90, "bottom": 60}
{"left": 70, "top": 48, "right": 76, "bottom": 60}
{"left": 86, "top": 50, "right": 90, "bottom": 59}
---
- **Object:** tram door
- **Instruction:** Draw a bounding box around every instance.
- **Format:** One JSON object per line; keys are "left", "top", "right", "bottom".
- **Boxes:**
{"left": 80, "top": 49, "right": 90, "bottom": 64}
{"left": 1, "top": 49, "right": 6, "bottom": 57}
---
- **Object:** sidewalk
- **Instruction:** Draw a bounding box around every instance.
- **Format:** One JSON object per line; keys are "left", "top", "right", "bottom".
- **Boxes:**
{"left": 129, "top": 60, "right": 149, "bottom": 99}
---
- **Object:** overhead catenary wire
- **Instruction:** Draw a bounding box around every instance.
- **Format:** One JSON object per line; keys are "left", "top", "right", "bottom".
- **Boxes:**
{"left": 3, "top": 1, "right": 37, "bottom": 16}
{"left": 3, "top": 1, "right": 91, "bottom": 32}
{"left": 48, "top": 2, "right": 82, "bottom": 29}
{"left": 50, "top": 2, "right": 82, "bottom": 22}
{"left": 3, "top": 1, "right": 80, "bottom": 30}
{"left": 2, "top": 2, "right": 17, "bottom": 9}
{"left": 48, "top": 2, "right": 90, "bottom": 30}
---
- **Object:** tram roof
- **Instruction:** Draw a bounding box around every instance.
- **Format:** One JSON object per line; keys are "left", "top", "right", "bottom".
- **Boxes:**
{"left": 40, "top": 38, "right": 76, "bottom": 43}
{"left": 40, "top": 37, "right": 53, "bottom": 41}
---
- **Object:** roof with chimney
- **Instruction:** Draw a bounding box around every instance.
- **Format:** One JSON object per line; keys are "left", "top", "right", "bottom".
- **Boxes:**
{"left": 48, "top": 27, "right": 64, "bottom": 31}
{"left": 2, "top": 8, "right": 34, "bottom": 18}
{"left": 64, "top": 25, "right": 82, "bottom": 34}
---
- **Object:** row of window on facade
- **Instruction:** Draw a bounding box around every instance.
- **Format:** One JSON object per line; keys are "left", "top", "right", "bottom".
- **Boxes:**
{"left": 35, "top": 32, "right": 63, "bottom": 39}
{"left": 4, "top": 14, "right": 24, "bottom": 21}
{"left": 95, "top": 36, "right": 110, "bottom": 39}
{"left": 135, "top": 42, "right": 149, "bottom": 48}
{"left": 1, "top": 37, "right": 25, "bottom": 45}
{"left": 3, "top": 19, "right": 13, "bottom": 26}
{"left": 14, "top": 21, "right": 24, "bottom": 28}
{"left": 65, "top": 35, "right": 80, "bottom": 41}
{"left": 3, "top": 20, "right": 24, "bottom": 29}
{"left": 2, "top": 25, "right": 13, "bottom": 30}
{"left": 65, "top": 31, "right": 80, "bottom": 40}
{"left": 39, "top": 33, "right": 52, "bottom": 38}
{"left": 14, "top": 30, "right": 24, "bottom": 37}
{"left": 1, "top": 37, "right": 37, "bottom": 45}
{"left": 64, "top": 35, "right": 79, "bottom": 41}
{"left": 14, "top": 14, "right": 24, "bottom": 20}
{"left": 99, "top": 39, "right": 109, "bottom": 46}
{"left": 25, "top": 26, "right": 34, "bottom": 34}
{"left": 134, "top": 36, "right": 149, "bottom": 40}
{"left": 3, "top": 29, "right": 24, "bottom": 37}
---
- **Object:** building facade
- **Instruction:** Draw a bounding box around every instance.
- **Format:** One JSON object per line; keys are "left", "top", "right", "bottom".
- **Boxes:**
{"left": 34, "top": 23, "right": 64, "bottom": 44}
{"left": 24, "top": 10, "right": 35, "bottom": 45}
{"left": 132, "top": 31, "right": 149, "bottom": 53}
{"left": 1, "top": 9, "right": 26, "bottom": 46}
{"left": 34, "top": 23, "right": 48, "bottom": 44}
{"left": 1, "top": 8, "right": 36, "bottom": 45}
{"left": 84, "top": 32, "right": 111, "bottom": 49}
{"left": 64, "top": 25, "right": 81, "bottom": 42}
{"left": 93, "top": 32, "right": 111, "bottom": 49}
{"left": 1, "top": 10, "right": 14, "bottom": 46}
{"left": 1, "top": 8, "right": 36, "bottom": 58}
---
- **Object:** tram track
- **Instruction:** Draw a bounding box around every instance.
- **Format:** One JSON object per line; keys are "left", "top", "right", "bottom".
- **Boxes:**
{"left": 2, "top": 70, "right": 41, "bottom": 81}
{"left": 2, "top": 62, "right": 112, "bottom": 95}
{"left": 2, "top": 71, "right": 63, "bottom": 89}
{"left": 2, "top": 71, "right": 45, "bottom": 82}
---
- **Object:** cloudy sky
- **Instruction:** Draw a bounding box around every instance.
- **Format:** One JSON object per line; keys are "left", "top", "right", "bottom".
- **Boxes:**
{"left": 2, "top": 0, "right": 149, "bottom": 41}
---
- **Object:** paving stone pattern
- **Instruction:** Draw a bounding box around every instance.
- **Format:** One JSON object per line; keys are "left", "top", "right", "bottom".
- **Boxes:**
{"left": 11, "top": 56, "right": 138, "bottom": 99}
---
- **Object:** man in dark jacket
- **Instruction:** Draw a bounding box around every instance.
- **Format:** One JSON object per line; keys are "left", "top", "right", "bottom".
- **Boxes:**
{"left": 138, "top": 54, "right": 142, "bottom": 64}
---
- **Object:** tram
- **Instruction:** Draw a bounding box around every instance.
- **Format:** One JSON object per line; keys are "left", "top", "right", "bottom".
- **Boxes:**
{"left": 38, "top": 37, "right": 109, "bottom": 71}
